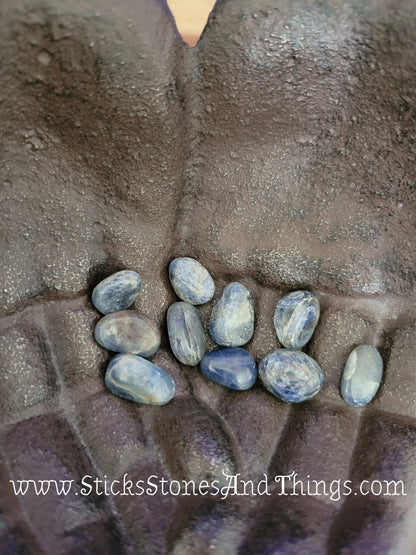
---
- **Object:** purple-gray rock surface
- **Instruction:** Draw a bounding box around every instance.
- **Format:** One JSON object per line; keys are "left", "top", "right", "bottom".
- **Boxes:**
{"left": 1, "top": 0, "right": 415, "bottom": 553}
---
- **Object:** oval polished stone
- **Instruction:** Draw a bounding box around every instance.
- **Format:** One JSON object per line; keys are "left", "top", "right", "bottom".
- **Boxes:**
{"left": 169, "top": 257, "right": 215, "bottom": 305}
{"left": 94, "top": 310, "right": 160, "bottom": 357}
{"left": 105, "top": 354, "right": 175, "bottom": 405}
{"left": 259, "top": 349, "right": 324, "bottom": 403}
{"left": 92, "top": 270, "right": 142, "bottom": 314}
{"left": 209, "top": 282, "right": 254, "bottom": 347}
{"left": 167, "top": 302, "right": 206, "bottom": 366}
{"left": 274, "top": 290, "right": 320, "bottom": 349}
{"left": 341, "top": 345, "right": 383, "bottom": 407}
{"left": 200, "top": 347, "right": 257, "bottom": 390}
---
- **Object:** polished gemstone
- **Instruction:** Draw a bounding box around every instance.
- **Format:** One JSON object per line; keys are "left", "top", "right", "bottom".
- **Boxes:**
{"left": 94, "top": 310, "right": 160, "bottom": 357}
{"left": 169, "top": 257, "right": 215, "bottom": 305}
{"left": 341, "top": 345, "right": 383, "bottom": 407}
{"left": 167, "top": 302, "right": 206, "bottom": 366}
{"left": 274, "top": 290, "right": 320, "bottom": 349}
{"left": 209, "top": 282, "right": 254, "bottom": 347}
{"left": 92, "top": 270, "right": 142, "bottom": 314}
{"left": 105, "top": 353, "right": 175, "bottom": 405}
{"left": 259, "top": 349, "right": 324, "bottom": 403}
{"left": 200, "top": 347, "right": 257, "bottom": 390}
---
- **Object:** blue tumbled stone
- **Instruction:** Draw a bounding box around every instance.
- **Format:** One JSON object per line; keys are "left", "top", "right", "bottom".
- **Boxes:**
{"left": 94, "top": 310, "right": 160, "bottom": 357}
{"left": 92, "top": 270, "right": 142, "bottom": 314}
{"left": 259, "top": 349, "right": 324, "bottom": 403}
{"left": 169, "top": 257, "right": 215, "bottom": 305}
{"left": 200, "top": 347, "right": 257, "bottom": 390}
{"left": 341, "top": 345, "right": 383, "bottom": 407}
{"left": 209, "top": 282, "right": 254, "bottom": 347}
{"left": 167, "top": 302, "right": 206, "bottom": 366}
{"left": 105, "top": 353, "right": 175, "bottom": 405}
{"left": 274, "top": 290, "right": 320, "bottom": 349}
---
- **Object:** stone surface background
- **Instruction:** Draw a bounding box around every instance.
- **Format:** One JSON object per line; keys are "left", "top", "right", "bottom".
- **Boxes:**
{"left": 0, "top": 0, "right": 415, "bottom": 552}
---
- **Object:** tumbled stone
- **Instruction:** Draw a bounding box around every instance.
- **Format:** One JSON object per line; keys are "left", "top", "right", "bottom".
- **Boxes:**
{"left": 259, "top": 349, "right": 324, "bottom": 403}
{"left": 169, "top": 257, "right": 215, "bottom": 305}
{"left": 94, "top": 310, "right": 160, "bottom": 357}
{"left": 341, "top": 345, "right": 383, "bottom": 407}
{"left": 105, "top": 354, "right": 175, "bottom": 405}
{"left": 167, "top": 302, "right": 206, "bottom": 366}
{"left": 200, "top": 347, "right": 257, "bottom": 390}
{"left": 92, "top": 270, "right": 142, "bottom": 314}
{"left": 209, "top": 282, "right": 254, "bottom": 347}
{"left": 274, "top": 290, "right": 320, "bottom": 349}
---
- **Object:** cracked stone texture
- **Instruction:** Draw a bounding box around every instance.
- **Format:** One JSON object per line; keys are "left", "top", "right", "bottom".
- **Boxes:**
{"left": 0, "top": 0, "right": 415, "bottom": 553}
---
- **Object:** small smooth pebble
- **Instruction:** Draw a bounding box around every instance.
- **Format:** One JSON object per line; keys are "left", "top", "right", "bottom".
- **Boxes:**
{"left": 200, "top": 347, "right": 257, "bottom": 390}
{"left": 274, "top": 290, "right": 320, "bottom": 349}
{"left": 259, "top": 349, "right": 324, "bottom": 403}
{"left": 105, "top": 353, "right": 175, "bottom": 405}
{"left": 209, "top": 282, "right": 254, "bottom": 347}
{"left": 169, "top": 257, "right": 215, "bottom": 305}
{"left": 341, "top": 345, "right": 383, "bottom": 407}
{"left": 94, "top": 310, "right": 160, "bottom": 357}
{"left": 167, "top": 302, "right": 206, "bottom": 366}
{"left": 92, "top": 270, "right": 142, "bottom": 314}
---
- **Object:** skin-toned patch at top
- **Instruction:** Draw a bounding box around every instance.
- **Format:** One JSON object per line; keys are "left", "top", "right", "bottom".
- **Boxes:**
{"left": 167, "top": 0, "right": 217, "bottom": 46}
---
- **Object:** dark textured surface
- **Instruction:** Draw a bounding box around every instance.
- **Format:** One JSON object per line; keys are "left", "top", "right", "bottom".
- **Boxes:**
{"left": 0, "top": 0, "right": 415, "bottom": 553}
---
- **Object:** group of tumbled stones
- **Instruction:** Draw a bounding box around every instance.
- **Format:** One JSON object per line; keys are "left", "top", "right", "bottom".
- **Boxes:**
{"left": 91, "top": 258, "right": 384, "bottom": 408}
{"left": 93, "top": 271, "right": 175, "bottom": 405}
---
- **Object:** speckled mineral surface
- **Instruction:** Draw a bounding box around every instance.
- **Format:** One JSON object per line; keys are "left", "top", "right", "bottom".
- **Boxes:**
{"left": 169, "top": 257, "right": 215, "bottom": 305}
{"left": 167, "top": 301, "right": 206, "bottom": 366}
{"left": 200, "top": 347, "right": 257, "bottom": 390}
{"left": 209, "top": 282, "right": 254, "bottom": 347}
{"left": 274, "top": 290, "right": 320, "bottom": 349}
{"left": 105, "top": 353, "right": 175, "bottom": 405}
{"left": 341, "top": 345, "right": 383, "bottom": 407}
{"left": 92, "top": 270, "right": 142, "bottom": 314}
{"left": 94, "top": 310, "right": 160, "bottom": 357}
{"left": 259, "top": 349, "right": 324, "bottom": 403}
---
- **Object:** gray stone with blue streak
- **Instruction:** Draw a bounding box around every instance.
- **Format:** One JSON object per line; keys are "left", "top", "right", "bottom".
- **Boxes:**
{"left": 105, "top": 353, "right": 175, "bottom": 405}
{"left": 259, "top": 349, "right": 324, "bottom": 403}
{"left": 169, "top": 257, "right": 215, "bottom": 305}
{"left": 341, "top": 345, "right": 383, "bottom": 407}
{"left": 94, "top": 310, "right": 160, "bottom": 357}
{"left": 274, "top": 290, "right": 320, "bottom": 349}
{"left": 92, "top": 270, "right": 142, "bottom": 314}
{"left": 167, "top": 301, "right": 206, "bottom": 366}
{"left": 209, "top": 282, "right": 254, "bottom": 347}
{"left": 201, "top": 347, "right": 257, "bottom": 390}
